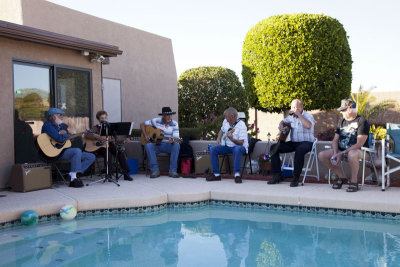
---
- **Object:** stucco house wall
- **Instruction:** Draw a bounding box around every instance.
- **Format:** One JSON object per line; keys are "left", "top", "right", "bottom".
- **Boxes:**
{"left": 0, "top": 36, "right": 102, "bottom": 188}
{"left": 0, "top": 0, "right": 178, "bottom": 125}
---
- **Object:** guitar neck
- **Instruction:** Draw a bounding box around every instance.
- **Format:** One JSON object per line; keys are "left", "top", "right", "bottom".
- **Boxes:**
{"left": 222, "top": 128, "right": 236, "bottom": 140}
{"left": 68, "top": 133, "right": 83, "bottom": 140}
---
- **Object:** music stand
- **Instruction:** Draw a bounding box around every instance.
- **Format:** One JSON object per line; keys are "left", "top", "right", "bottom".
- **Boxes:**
{"left": 109, "top": 122, "right": 134, "bottom": 180}
{"left": 86, "top": 122, "right": 133, "bottom": 187}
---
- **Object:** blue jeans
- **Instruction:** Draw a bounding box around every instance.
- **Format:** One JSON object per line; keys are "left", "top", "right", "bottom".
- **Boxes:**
{"left": 59, "top": 148, "right": 96, "bottom": 173}
{"left": 210, "top": 145, "right": 246, "bottom": 174}
{"left": 145, "top": 142, "right": 180, "bottom": 172}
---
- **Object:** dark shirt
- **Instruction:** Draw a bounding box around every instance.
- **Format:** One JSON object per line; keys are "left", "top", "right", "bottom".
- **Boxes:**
{"left": 335, "top": 115, "right": 369, "bottom": 151}
{"left": 41, "top": 120, "right": 69, "bottom": 143}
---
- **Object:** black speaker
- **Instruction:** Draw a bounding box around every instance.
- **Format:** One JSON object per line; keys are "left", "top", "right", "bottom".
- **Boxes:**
{"left": 8, "top": 163, "right": 51, "bottom": 192}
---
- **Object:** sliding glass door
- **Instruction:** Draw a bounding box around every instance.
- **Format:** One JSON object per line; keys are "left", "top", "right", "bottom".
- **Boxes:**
{"left": 56, "top": 68, "right": 91, "bottom": 134}
{"left": 13, "top": 61, "right": 92, "bottom": 163}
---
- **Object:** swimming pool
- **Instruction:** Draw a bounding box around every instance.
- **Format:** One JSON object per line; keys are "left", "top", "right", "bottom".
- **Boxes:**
{"left": 1, "top": 205, "right": 400, "bottom": 266}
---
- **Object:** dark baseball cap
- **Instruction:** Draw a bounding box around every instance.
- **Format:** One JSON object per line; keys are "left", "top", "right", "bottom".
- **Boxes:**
{"left": 337, "top": 99, "right": 356, "bottom": 112}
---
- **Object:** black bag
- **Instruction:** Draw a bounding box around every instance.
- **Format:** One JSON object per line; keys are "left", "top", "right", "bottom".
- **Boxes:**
{"left": 178, "top": 136, "right": 195, "bottom": 173}
{"left": 248, "top": 136, "right": 261, "bottom": 155}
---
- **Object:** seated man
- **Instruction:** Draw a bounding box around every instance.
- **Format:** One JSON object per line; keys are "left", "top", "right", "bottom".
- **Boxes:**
{"left": 140, "top": 107, "right": 180, "bottom": 178}
{"left": 207, "top": 107, "right": 248, "bottom": 184}
{"left": 84, "top": 110, "right": 132, "bottom": 181}
{"left": 41, "top": 108, "right": 95, "bottom": 188}
{"left": 268, "top": 99, "right": 315, "bottom": 187}
{"left": 318, "top": 99, "right": 369, "bottom": 192}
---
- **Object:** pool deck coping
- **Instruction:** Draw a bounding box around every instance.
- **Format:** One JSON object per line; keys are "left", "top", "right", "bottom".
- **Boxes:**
{"left": 1, "top": 174, "right": 400, "bottom": 224}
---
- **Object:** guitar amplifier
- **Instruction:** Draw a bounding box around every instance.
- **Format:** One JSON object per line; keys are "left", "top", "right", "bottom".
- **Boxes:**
{"left": 194, "top": 152, "right": 224, "bottom": 174}
{"left": 8, "top": 163, "right": 51, "bottom": 192}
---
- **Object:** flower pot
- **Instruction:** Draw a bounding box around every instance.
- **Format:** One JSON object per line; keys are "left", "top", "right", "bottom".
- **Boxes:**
{"left": 260, "top": 161, "right": 271, "bottom": 174}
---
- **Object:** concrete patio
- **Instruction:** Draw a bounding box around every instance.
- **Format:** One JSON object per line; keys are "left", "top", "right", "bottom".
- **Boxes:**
{"left": 1, "top": 174, "right": 400, "bottom": 225}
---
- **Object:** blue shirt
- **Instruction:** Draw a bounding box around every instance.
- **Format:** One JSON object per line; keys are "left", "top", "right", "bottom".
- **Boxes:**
{"left": 41, "top": 120, "right": 69, "bottom": 143}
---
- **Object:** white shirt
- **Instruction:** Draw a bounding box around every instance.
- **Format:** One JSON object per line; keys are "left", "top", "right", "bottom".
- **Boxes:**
{"left": 283, "top": 111, "right": 315, "bottom": 142}
{"left": 221, "top": 119, "right": 249, "bottom": 152}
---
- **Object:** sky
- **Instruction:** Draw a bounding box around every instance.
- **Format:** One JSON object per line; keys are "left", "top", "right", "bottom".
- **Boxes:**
{"left": 47, "top": 0, "right": 400, "bottom": 92}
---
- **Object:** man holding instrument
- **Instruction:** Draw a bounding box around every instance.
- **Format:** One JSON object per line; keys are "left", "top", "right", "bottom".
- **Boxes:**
{"left": 41, "top": 108, "right": 95, "bottom": 188}
{"left": 84, "top": 110, "right": 132, "bottom": 181}
{"left": 268, "top": 99, "right": 315, "bottom": 187}
{"left": 140, "top": 107, "right": 180, "bottom": 178}
{"left": 207, "top": 107, "right": 248, "bottom": 183}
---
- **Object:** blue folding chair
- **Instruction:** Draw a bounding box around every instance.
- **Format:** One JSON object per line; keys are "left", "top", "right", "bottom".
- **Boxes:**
{"left": 381, "top": 123, "right": 400, "bottom": 191}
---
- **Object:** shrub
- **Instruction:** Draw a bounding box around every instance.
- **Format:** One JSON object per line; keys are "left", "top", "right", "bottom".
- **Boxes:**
{"left": 195, "top": 111, "right": 225, "bottom": 140}
{"left": 242, "top": 13, "right": 352, "bottom": 112}
{"left": 178, "top": 66, "right": 249, "bottom": 128}
{"left": 179, "top": 128, "right": 203, "bottom": 140}
{"left": 317, "top": 128, "right": 335, "bottom": 141}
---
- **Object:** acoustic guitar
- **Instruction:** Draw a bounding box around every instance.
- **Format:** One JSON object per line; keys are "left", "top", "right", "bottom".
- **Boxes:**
{"left": 37, "top": 133, "right": 82, "bottom": 158}
{"left": 83, "top": 134, "right": 107, "bottom": 152}
{"left": 270, "top": 122, "right": 291, "bottom": 156}
{"left": 220, "top": 128, "right": 236, "bottom": 146}
{"left": 141, "top": 125, "right": 182, "bottom": 146}
{"left": 83, "top": 133, "right": 131, "bottom": 152}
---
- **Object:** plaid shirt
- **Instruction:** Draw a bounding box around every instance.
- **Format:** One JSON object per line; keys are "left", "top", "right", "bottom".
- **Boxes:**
{"left": 144, "top": 117, "right": 179, "bottom": 143}
{"left": 283, "top": 111, "right": 315, "bottom": 142}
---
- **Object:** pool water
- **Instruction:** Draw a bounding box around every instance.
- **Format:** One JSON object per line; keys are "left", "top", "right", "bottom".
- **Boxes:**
{"left": 1, "top": 206, "right": 400, "bottom": 266}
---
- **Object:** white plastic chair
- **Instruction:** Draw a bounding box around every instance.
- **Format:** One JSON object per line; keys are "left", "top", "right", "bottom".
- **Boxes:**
{"left": 281, "top": 138, "right": 320, "bottom": 185}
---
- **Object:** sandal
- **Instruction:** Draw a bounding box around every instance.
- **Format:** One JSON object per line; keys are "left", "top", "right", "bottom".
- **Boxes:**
{"left": 346, "top": 182, "right": 359, "bottom": 192}
{"left": 332, "top": 178, "right": 348, "bottom": 189}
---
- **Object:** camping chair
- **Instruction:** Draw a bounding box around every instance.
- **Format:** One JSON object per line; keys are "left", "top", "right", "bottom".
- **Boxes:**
{"left": 281, "top": 138, "right": 320, "bottom": 185}
{"left": 380, "top": 123, "right": 400, "bottom": 191}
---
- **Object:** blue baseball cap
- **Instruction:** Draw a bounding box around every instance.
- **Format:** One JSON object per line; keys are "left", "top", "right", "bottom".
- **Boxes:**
{"left": 47, "top": 108, "right": 64, "bottom": 117}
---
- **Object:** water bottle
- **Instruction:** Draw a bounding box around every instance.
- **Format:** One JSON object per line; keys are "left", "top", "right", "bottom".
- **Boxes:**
{"left": 370, "top": 133, "right": 376, "bottom": 150}
{"left": 331, "top": 157, "right": 337, "bottom": 165}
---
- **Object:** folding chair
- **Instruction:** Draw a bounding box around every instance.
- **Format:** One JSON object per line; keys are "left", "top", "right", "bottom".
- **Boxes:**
{"left": 35, "top": 136, "right": 69, "bottom": 185}
{"left": 142, "top": 145, "right": 170, "bottom": 176}
{"left": 281, "top": 138, "right": 320, "bottom": 185}
{"left": 381, "top": 123, "right": 400, "bottom": 191}
{"left": 220, "top": 152, "right": 252, "bottom": 176}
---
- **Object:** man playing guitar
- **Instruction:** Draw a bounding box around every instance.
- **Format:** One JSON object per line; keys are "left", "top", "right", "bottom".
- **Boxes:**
{"left": 84, "top": 110, "right": 132, "bottom": 181}
{"left": 207, "top": 107, "right": 248, "bottom": 183}
{"left": 268, "top": 99, "right": 315, "bottom": 187}
{"left": 140, "top": 107, "right": 180, "bottom": 178}
{"left": 41, "top": 108, "right": 95, "bottom": 188}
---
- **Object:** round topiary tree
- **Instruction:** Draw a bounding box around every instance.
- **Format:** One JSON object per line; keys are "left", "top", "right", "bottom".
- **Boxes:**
{"left": 242, "top": 13, "right": 352, "bottom": 112}
{"left": 178, "top": 66, "right": 249, "bottom": 128}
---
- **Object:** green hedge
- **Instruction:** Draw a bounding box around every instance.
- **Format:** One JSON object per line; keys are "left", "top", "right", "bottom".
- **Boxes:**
{"left": 242, "top": 13, "right": 352, "bottom": 112}
{"left": 178, "top": 66, "right": 249, "bottom": 128}
{"left": 179, "top": 128, "right": 203, "bottom": 140}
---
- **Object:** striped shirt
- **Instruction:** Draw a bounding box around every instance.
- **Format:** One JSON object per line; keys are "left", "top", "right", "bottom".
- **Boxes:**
{"left": 283, "top": 111, "right": 315, "bottom": 142}
{"left": 144, "top": 117, "right": 179, "bottom": 143}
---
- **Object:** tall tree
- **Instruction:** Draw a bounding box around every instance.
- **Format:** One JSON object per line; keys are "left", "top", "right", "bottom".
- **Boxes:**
{"left": 242, "top": 13, "right": 352, "bottom": 112}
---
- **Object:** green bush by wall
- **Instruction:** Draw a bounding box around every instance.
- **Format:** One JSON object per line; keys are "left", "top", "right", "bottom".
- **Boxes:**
{"left": 178, "top": 66, "right": 249, "bottom": 127}
{"left": 242, "top": 13, "right": 352, "bottom": 112}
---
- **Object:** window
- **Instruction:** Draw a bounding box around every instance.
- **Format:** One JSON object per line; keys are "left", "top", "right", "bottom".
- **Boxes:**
{"left": 13, "top": 61, "right": 92, "bottom": 163}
